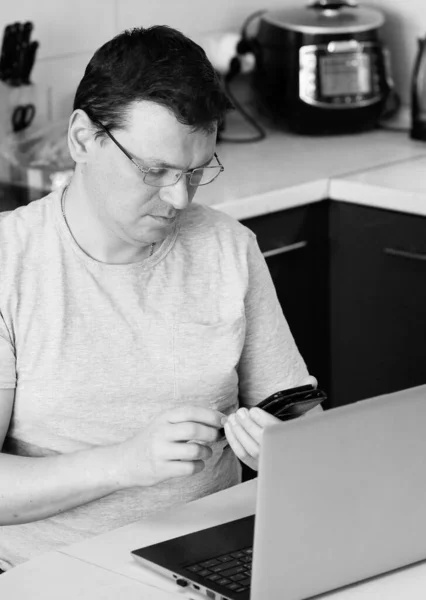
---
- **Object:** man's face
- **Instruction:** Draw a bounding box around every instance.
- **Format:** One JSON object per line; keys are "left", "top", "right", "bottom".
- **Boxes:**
{"left": 84, "top": 101, "right": 217, "bottom": 248}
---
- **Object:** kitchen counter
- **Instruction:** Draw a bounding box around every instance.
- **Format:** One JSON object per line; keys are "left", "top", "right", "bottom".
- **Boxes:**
{"left": 199, "top": 128, "right": 426, "bottom": 219}
{"left": 329, "top": 154, "right": 426, "bottom": 217}
{"left": 1, "top": 127, "right": 426, "bottom": 218}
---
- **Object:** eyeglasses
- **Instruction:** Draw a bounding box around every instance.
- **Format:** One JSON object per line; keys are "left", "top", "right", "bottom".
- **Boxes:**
{"left": 91, "top": 119, "right": 225, "bottom": 188}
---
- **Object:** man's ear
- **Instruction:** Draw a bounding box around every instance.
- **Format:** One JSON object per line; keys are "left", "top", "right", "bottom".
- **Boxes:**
{"left": 68, "top": 109, "right": 97, "bottom": 164}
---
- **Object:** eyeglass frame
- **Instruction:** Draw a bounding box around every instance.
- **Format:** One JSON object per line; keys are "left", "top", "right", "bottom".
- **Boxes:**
{"left": 90, "top": 118, "right": 225, "bottom": 188}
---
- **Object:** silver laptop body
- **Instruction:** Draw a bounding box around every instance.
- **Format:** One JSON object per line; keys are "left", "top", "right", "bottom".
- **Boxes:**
{"left": 252, "top": 384, "right": 426, "bottom": 599}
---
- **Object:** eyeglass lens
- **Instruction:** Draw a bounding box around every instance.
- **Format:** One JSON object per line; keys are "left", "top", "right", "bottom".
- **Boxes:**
{"left": 144, "top": 166, "right": 221, "bottom": 187}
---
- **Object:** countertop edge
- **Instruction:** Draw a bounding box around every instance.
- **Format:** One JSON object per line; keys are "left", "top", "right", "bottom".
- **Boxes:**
{"left": 208, "top": 175, "right": 426, "bottom": 220}
{"left": 328, "top": 179, "right": 426, "bottom": 217}
{"left": 209, "top": 179, "right": 329, "bottom": 219}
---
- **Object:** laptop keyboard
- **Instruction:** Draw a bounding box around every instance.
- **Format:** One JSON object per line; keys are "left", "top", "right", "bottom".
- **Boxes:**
{"left": 185, "top": 547, "right": 252, "bottom": 594}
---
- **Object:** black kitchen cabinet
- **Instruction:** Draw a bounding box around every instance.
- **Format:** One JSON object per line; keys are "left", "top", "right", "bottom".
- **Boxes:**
{"left": 329, "top": 201, "right": 426, "bottom": 407}
{"left": 241, "top": 201, "right": 331, "bottom": 398}
{"left": 240, "top": 202, "right": 330, "bottom": 482}
{"left": 242, "top": 200, "right": 426, "bottom": 412}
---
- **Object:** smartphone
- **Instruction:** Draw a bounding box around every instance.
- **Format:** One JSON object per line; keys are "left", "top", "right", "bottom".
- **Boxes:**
{"left": 256, "top": 383, "right": 326, "bottom": 420}
{"left": 218, "top": 383, "right": 326, "bottom": 438}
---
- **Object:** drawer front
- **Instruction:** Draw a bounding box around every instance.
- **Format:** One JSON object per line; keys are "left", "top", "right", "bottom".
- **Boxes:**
{"left": 330, "top": 202, "right": 426, "bottom": 257}
{"left": 241, "top": 201, "right": 327, "bottom": 254}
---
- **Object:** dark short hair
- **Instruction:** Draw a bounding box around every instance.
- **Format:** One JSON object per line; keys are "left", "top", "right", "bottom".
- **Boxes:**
{"left": 73, "top": 25, "right": 233, "bottom": 137}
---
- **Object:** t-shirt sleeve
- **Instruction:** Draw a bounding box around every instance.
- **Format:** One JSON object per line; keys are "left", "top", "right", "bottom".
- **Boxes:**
{"left": 0, "top": 311, "right": 16, "bottom": 389}
{"left": 238, "top": 233, "right": 311, "bottom": 407}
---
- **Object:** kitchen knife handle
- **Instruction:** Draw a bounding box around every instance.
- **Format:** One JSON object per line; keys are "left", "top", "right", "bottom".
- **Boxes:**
{"left": 0, "top": 25, "right": 12, "bottom": 77}
{"left": 20, "top": 40, "right": 38, "bottom": 85}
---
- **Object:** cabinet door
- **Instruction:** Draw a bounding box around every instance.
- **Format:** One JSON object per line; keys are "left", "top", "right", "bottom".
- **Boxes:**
{"left": 241, "top": 201, "right": 330, "bottom": 393}
{"left": 241, "top": 203, "right": 329, "bottom": 482}
{"left": 330, "top": 202, "right": 426, "bottom": 407}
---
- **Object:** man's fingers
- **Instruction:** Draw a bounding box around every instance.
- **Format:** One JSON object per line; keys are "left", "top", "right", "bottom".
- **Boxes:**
{"left": 303, "top": 375, "right": 318, "bottom": 389}
{"left": 248, "top": 407, "right": 281, "bottom": 427}
{"left": 176, "top": 442, "right": 213, "bottom": 462}
{"left": 162, "top": 441, "right": 213, "bottom": 464}
{"left": 226, "top": 414, "right": 259, "bottom": 459}
{"left": 168, "top": 422, "right": 220, "bottom": 443}
{"left": 166, "top": 406, "right": 224, "bottom": 429}
{"left": 224, "top": 420, "right": 247, "bottom": 461}
{"left": 166, "top": 459, "right": 206, "bottom": 480}
{"left": 229, "top": 408, "right": 262, "bottom": 445}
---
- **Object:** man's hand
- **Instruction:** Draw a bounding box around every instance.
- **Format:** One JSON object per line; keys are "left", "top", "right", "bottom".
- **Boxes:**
{"left": 118, "top": 406, "right": 223, "bottom": 488}
{"left": 223, "top": 407, "right": 281, "bottom": 472}
{"left": 224, "top": 376, "right": 319, "bottom": 472}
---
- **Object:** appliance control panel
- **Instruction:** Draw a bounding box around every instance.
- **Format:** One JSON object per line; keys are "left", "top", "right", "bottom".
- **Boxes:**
{"left": 299, "top": 41, "right": 384, "bottom": 109}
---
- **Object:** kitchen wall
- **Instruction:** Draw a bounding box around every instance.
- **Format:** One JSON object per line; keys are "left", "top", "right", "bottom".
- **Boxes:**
{"left": 1, "top": 0, "right": 426, "bottom": 128}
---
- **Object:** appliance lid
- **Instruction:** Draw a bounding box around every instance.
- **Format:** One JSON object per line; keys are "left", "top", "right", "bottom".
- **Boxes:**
{"left": 262, "top": 3, "right": 385, "bottom": 35}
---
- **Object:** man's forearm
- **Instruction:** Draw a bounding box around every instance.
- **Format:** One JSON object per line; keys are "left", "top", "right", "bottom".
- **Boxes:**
{"left": 0, "top": 442, "right": 126, "bottom": 525}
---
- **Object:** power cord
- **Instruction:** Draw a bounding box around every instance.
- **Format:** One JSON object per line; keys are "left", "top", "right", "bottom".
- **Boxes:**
{"left": 218, "top": 10, "right": 267, "bottom": 144}
{"left": 219, "top": 58, "right": 266, "bottom": 143}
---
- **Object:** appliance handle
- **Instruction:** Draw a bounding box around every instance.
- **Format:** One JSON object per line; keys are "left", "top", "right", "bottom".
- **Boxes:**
{"left": 262, "top": 241, "right": 308, "bottom": 258}
{"left": 410, "top": 36, "right": 426, "bottom": 137}
{"left": 383, "top": 247, "right": 426, "bottom": 263}
{"left": 308, "top": 0, "right": 358, "bottom": 10}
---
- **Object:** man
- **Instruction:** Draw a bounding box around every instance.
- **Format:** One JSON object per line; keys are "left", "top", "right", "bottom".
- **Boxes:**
{"left": 0, "top": 25, "right": 314, "bottom": 571}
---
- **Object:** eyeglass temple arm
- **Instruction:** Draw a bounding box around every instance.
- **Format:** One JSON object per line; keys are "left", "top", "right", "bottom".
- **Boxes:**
{"left": 92, "top": 116, "right": 223, "bottom": 173}
{"left": 214, "top": 152, "right": 224, "bottom": 171}
{"left": 90, "top": 117, "right": 146, "bottom": 168}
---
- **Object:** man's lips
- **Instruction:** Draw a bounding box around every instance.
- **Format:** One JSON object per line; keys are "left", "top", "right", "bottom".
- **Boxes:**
{"left": 149, "top": 214, "right": 176, "bottom": 224}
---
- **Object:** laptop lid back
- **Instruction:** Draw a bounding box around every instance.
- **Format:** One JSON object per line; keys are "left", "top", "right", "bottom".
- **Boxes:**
{"left": 251, "top": 385, "right": 426, "bottom": 600}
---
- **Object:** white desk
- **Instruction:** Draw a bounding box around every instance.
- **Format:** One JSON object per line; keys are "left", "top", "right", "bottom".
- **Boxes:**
{"left": 0, "top": 550, "right": 187, "bottom": 599}
{"left": 3, "top": 477, "right": 426, "bottom": 599}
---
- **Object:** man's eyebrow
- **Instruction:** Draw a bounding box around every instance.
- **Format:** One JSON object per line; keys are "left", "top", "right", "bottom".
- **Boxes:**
{"left": 131, "top": 153, "right": 215, "bottom": 170}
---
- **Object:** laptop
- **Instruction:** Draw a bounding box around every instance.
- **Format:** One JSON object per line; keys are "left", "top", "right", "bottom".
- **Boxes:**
{"left": 132, "top": 384, "right": 426, "bottom": 600}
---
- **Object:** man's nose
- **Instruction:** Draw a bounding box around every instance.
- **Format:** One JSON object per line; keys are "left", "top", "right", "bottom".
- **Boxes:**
{"left": 159, "top": 175, "right": 190, "bottom": 210}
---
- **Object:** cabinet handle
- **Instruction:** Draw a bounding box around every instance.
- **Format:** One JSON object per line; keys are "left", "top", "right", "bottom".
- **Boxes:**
{"left": 384, "top": 247, "right": 426, "bottom": 263}
{"left": 262, "top": 241, "right": 308, "bottom": 258}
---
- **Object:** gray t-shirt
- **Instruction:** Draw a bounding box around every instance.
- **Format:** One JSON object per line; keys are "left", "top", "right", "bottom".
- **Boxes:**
{"left": 0, "top": 188, "right": 309, "bottom": 569}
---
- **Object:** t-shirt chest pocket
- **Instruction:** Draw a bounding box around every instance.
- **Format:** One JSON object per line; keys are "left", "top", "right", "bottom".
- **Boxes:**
{"left": 173, "top": 314, "right": 245, "bottom": 408}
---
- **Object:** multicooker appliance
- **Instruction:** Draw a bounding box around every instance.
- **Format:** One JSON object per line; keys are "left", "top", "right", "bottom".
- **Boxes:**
{"left": 245, "top": 0, "right": 396, "bottom": 134}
